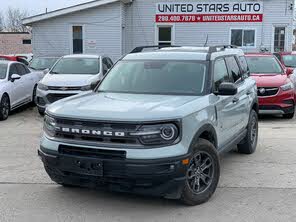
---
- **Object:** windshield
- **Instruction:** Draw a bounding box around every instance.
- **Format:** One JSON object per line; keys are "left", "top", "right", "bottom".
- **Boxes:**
{"left": 0, "top": 64, "right": 7, "bottom": 79}
{"left": 98, "top": 60, "right": 207, "bottom": 95}
{"left": 282, "top": 55, "right": 296, "bottom": 68}
{"left": 50, "top": 58, "right": 100, "bottom": 75}
{"left": 246, "top": 56, "right": 283, "bottom": 74}
{"left": 29, "top": 58, "right": 58, "bottom": 70}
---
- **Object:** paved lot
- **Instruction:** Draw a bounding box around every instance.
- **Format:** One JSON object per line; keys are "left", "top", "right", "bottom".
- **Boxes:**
{"left": 0, "top": 106, "right": 296, "bottom": 222}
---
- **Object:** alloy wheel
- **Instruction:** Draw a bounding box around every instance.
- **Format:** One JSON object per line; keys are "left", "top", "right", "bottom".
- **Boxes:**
{"left": 186, "top": 151, "right": 214, "bottom": 194}
{"left": 1, "top": 96, "right": 9, "bottom": 119}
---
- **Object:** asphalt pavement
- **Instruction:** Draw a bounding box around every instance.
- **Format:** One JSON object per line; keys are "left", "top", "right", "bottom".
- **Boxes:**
{"left": 0, "top": 105, "right": 295, "bottom": 222}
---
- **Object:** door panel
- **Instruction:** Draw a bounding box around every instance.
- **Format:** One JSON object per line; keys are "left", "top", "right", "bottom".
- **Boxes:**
{"left": 16, "top": 64, "right": 33, "bottom": 102}
{"left": 8, "top": 64, "right": 24, "bottom": 108}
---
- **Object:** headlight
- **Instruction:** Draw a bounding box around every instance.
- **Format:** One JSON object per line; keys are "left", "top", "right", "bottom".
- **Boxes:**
{"left": 81, "top": 85, "right": 92, "bottom": 91}
{"left": 38, "top": 83, "right": 49, "bottom": 91}
{"left": 130, "top": 123, "right": 180, "bottom": 145}
{"left": 44, "top": 115, "right": 57, "bottom": 137}
{"left": 281, "top": 82, "right": 294, "bottom": 91}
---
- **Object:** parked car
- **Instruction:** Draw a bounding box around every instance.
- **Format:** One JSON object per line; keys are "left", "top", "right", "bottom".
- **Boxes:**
{"left": 29, "top": 57, "right": 60, "bottom": 80}
{"left": 38, "top": 45, "right": 258, "bottom": 205}
{"left": 0, "top": 61, "right": 40, "bottom": 121}
{"left": 246, "top": 53, "right": 295, "bottom": 118}
{"left": 36, "top": 54, "right": 113, "bottom": 115}
{"left": 0, "top": 55, "right": 30, "bottom": 66}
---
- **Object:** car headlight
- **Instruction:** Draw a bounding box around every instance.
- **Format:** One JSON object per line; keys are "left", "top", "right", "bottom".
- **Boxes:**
{"left": 44, "top": 115, "right": 57, "bottom": 137}
{"left": 38, "top": 83, "right": 49, "bottom": 91}
{"left": 280, "top": 82, "right": 294, "bottom": 91}
{"left": 130, "top": 123, "right": 180, "bottom": 145}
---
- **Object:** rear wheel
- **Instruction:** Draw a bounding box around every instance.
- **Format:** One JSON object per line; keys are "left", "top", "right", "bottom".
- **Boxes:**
{"left": 180, "top": 139, "right": 220, "bottom": 206}
{"left": 0, "top": 94, "right": 10, "bottom": 121}
{"left": 237, "top": 110, "right": 258, "bottom": 154}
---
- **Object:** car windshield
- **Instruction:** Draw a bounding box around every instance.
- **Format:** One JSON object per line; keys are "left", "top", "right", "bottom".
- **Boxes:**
{"left": 29, "top": 58, "right": 58, "bottom": 70}
{"left": 98, "top": 60, "right": 207, "bottom": 95}
{"left": 246, "top": 56, "right": 283, "bottom": 74}
{"left": 50, "top": 58, "right": 100, "bottom": 75}
{"left": 0, "top": 64, "right": 7, "bottom": 79}
{"left": 282, "top": 55, "right": 296, "bottom": 68}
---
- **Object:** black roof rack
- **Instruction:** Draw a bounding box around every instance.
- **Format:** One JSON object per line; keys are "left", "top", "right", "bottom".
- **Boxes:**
{"left": 130, "top": 45, "right": 181, "bottom": 53}
{"left": 208, "top": 45, "right": 238, "bottom": 53}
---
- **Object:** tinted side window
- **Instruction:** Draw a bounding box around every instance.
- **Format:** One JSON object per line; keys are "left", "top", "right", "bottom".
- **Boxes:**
{"left": 102, "top": 58, "right": 109, "bottom": 74}
{"left": 16, "top": 64, "right": 27, "bottom": 75}
{"left": 238, "top": 56, "right": 249, "bottom": 78}
{"left": 225, "top": 56, "right": 241, "bottom": 83}
{"left": 214, "top": 58, "right": 231, "bottom": 91}
{"left": 107, "top": 58, "right": 113, "bottom": 68}
{"left": 9, "top": 64, "right": 18, "bottom": 78}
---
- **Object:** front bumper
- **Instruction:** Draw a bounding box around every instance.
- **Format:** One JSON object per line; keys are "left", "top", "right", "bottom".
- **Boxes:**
{"left": 258, "top": 89, "right": 295, "bottom": 115}
{"left": 38, "top": 147, "right": 189, "bottom": 199}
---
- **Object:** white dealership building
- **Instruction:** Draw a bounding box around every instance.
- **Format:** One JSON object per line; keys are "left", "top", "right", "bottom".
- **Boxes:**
{"left": 23, "top": 0, "right": 294, "bottom": 60}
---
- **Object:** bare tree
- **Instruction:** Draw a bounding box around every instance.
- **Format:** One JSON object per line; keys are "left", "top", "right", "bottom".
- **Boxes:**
{"left": 5, "top": 7, "right": 30, "bottom": 32}
{"left": 0, "top": 12, "right": 5, "bottom": 31}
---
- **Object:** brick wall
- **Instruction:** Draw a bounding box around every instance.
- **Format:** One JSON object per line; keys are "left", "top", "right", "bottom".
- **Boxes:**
{"left": 0, "top": 33, "right": 32, "bottom": 54}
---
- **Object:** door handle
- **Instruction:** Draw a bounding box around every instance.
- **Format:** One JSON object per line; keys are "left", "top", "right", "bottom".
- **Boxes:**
{"left": 232, "top": 97, "right": 239, "bottom": 103}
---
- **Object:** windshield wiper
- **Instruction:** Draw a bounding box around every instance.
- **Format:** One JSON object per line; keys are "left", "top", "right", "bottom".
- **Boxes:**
{"left": 50, "top": 71, "right": 59, "bottom": 74}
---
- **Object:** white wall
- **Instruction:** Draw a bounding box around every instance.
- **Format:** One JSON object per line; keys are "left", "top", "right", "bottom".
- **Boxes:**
{"left": 31, "top": 2, "right": 122, "bottom": 60}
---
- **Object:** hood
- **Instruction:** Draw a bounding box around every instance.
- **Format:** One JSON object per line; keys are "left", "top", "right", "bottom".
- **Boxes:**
{"left": 250, "top": 74, "right": 288, "bottom": 87}
{"left": 41, "top": 74, "right": 99, "bottom": 87}
{"left": 47, "top": 92, "right": 198, "bottom": 121}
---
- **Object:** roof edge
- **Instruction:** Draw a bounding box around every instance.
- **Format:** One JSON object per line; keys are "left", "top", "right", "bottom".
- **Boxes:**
{"left": 23, "top": 0, "right": 132, "bottom": 25}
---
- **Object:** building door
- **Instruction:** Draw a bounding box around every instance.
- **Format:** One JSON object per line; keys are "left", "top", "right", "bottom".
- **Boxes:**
{"left": 274, "top": 27, "right": 286, "bottom": 52}
{"left": 72, "top": 26, "right": 83, "bottom": 54}
{"left": 156, "top": 25, "right": 174, "bottom": 46}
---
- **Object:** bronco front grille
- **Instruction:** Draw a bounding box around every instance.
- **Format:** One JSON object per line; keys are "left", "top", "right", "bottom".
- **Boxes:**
{"left": 54, "top": 118, "right": 140, "bottom": 145}
{"left": 257, "top": 87, "right": 279, "bottom": 97}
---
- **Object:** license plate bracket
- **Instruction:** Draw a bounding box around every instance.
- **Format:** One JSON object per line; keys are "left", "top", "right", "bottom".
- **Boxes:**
{"left": 59, "top": 156, "right": 103, "bottom": 176}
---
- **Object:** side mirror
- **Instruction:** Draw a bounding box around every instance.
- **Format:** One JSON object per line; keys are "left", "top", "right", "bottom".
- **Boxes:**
{"left": 286, "top": 68, "right": 294, "bottom": 76}
{"left": 11, "top": 74, "right": 21, "bottom": 82}
{"left": 217, "top": 82, "right": 238, "bottom": 96}
{"left": 43, "top": 68, "right": 50, "bottom": 74}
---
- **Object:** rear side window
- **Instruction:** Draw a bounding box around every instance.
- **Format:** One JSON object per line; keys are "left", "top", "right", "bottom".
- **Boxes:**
{"left": 225, "top": 56, "right": 241, "bottom": 83}
{"left": 213, "top": 58, "right": 231, "bottom": 91}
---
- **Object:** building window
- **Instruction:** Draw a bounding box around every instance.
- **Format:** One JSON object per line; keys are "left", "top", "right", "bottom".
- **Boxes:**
{"left": 22, "top": 39, "right": 31, "bottom": 45}
{"left": 157, "top": 26, "right": 173, "bottom": 46}
{"left": 231, "top": 29, "right": 255, "bottom": 47}
{"left": 72, "top": 26, "right": 83, "bottom": 54}
{"left": 274, "top": 27, "right": 286, "bottom": 52}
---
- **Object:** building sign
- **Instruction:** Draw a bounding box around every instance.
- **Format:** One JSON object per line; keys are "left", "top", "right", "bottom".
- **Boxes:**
{"left": 156, "top": 2, "right": 263, "bottom": 23}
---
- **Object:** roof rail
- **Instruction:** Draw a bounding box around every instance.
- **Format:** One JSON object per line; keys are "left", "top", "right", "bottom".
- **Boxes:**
{"left": 208, "top": 45, "right": 238, "bottom": 53}
{"left": 130, "top": 45, "right": 180, "bottom": 53}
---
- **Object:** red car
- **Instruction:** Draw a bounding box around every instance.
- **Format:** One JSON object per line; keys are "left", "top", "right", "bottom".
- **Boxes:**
{"left": 246, "top": 53, "right": 295, "bottom": 119}
{"left": 273, "top": 51, "right": 296, "bottom": 75}
{"left": 0, "top": 55, "right": 29, "bottom": 66}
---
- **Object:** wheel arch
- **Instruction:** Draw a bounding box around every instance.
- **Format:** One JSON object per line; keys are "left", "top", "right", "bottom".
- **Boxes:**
{"left": 251, "top": 100, "right": 259, "bottom": 114}
{"left": 189, "top": 124, "right": 218, "bottom": 152}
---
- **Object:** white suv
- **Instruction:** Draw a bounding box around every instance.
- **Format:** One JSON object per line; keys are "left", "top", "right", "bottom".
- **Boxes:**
{"left": 0, "top": 61, "right": 40, "bottom": 121}
{"left": 36, "top": 54, "right": 113, "bottom": 115}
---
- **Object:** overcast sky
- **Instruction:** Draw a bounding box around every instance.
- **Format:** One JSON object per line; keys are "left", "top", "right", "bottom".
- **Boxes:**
{"left": 0, "top": 0, "right": 93, "bottom": 15}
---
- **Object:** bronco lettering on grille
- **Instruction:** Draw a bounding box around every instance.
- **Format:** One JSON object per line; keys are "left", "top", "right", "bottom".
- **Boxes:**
{"left": 59, "top": 127, "right": 125, "bottom": 137}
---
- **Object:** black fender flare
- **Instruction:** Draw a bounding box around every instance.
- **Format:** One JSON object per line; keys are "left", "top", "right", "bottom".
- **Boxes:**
{"left": 188, "top": 124, "right": 218, "bottom": 153}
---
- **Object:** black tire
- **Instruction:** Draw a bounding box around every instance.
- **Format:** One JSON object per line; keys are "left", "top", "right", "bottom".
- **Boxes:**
{"left": 180, "top": 139, "right": 220, "bottom": 206}
{"left": 0, "top": 94, "right": 10, "bottom": 121}
{"left": 237, "top": 110, "right": 258, "bottom": 154}
{"left": 31, "top": 85, "right": 37, "bottom": 106}
{"left": 38, "top": 107, "right": 45, "bottom": 116}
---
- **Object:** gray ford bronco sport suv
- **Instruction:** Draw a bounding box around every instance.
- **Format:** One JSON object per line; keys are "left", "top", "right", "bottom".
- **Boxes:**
{"left": 39, "top": 45, "right": 258, "bottom": 205}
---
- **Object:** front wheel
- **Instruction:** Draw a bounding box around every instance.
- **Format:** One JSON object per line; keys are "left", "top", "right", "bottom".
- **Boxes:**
{"left": 180, "top": 139, "right": 220, "bottom": 206}
{"left": 237, "top": 110, "right": 258, "bottom": 154}
{"left": 0, "top": 94, "right": 10, "bottom": 121}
